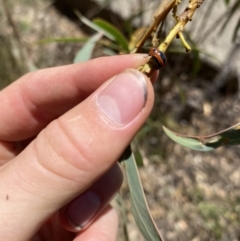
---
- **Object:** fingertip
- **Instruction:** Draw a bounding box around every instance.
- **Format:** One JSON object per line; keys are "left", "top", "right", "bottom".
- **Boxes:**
{"left": 59, "top": 164, "right": 123, "bottom": 232}
{"left": 73, "top": 206, "right": 119, "bottom": 241}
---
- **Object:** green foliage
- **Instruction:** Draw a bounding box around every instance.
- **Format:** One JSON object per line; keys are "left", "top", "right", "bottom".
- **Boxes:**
{"left": 122, "top": 153, "right": 163, "bottom": 241}
{"left": 197, "top": 202, "right": 223, "bottom": 239}
{"left": 134, "top": 148, "right": 144, "bottom": 167}
{"left": 73, "top": 33, "right": 103, "bottom": 63}
{"left": 75, "top": 11, "right": 129, "bottom": 54}
{"left": 163, "top": 126, "right": 215, "bottom": 151}
{"left": 93, "top": 18, "right": 129, "bottom": 53}
{"left": 38, "top": 37, "right": 88, "bottom": 44}
{"left": 163, "top": 123, "right": 240, "bottom": 151}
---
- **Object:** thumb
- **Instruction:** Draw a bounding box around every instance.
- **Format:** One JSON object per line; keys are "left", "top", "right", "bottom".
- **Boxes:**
{"left": 0, "top": 69, "right": 154, "bottom": 240}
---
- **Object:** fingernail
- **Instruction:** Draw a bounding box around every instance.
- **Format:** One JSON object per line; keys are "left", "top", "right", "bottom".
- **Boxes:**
{"left": 97, "top": 69, "right": 147, "bottom": 126}
{"left": 67, "top": 191, "right": 101, "bottom": 230}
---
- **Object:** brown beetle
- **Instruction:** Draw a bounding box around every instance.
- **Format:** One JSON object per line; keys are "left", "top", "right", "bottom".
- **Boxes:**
{"left": 149, "top": 47, "right": 166, "bottom": 69}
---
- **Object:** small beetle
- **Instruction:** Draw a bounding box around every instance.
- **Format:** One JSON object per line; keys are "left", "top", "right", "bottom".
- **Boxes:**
{"left": 149, "top": 47, "right": 167, "bottom": 69}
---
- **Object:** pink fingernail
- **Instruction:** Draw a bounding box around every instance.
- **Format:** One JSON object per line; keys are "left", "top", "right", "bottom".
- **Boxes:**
{"left": 96, "top": 69, "right": 147, "bottom": 126}
{"left": 67, "top": 191, "right": 101, "bottom": 230}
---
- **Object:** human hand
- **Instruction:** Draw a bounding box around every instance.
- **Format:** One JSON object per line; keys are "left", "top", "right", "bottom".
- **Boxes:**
{"left": 0, "top": 54, "right": 154, "bottom": 241}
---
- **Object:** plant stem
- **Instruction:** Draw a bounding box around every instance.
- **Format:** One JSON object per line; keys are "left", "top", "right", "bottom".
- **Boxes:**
{"left": 139, "top": 0, "right": 205, "bottom": 77}
{"left": 134, "top": 0, "right": 176, "bottom": 53}
{"left": 159, "top": 0, "right": 205, "bottom": 53}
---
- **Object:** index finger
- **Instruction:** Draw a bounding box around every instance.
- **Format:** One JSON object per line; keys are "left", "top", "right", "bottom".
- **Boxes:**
{"left": 0, "top": 54, "right": 147, "bottom": 141}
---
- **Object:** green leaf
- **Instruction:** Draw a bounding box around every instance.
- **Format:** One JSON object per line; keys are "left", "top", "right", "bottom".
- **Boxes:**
{"left": 102, "top": 47, "right": 116, "bottom": 56}
{"left": 134, "top": 148, "right": 144, "bottom": 167}
{"left": 162, "top": 126, "right": 214, "bottom": 151}
{"left": 122, "top": 153, "right": 164, "bottom": 241}
{"left": 75, "top": 10, "right": 115, "bottom": 41}
{"left": 93, "top": 18, "right": 129, "bottom": 53}
{"left": 27, "top": 61, "right": 38, "bottom": 72}
{"left": 204, "top": 124, "right": 240, "bottom": 148}
{"left": 37, "top": 37, "right": 88, "bottom": 44}
{"left": 73, "top": 33, "right": 102, "bottom": 63}
{"left": 163, "top": 123, "right": 240, "bottom": 151}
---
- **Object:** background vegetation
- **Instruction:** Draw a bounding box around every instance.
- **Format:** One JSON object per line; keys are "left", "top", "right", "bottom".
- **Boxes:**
{"left": 0, "top": 0, "right": 240, "bottom": 240}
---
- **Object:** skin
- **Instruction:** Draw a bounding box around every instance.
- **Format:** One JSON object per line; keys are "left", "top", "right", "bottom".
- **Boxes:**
{"left": 0, "top": 54, "right": 155, "bottom": 241}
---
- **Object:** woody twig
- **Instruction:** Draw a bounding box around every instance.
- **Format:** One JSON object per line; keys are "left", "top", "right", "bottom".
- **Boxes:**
{"left": 137, "top": 0, "right": 205, "bottom": 77}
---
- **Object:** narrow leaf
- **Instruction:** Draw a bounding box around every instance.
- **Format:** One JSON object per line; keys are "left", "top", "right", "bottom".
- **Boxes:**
{"left": 204, "top": 124, "right": 240, "bottom": 148}
{"left": 73, "top": 33, "right": 102, "bottom": 63}
{"left": 102, "top": 47, "right": 116, "bottom": 56}
{"left": 93, "top": 18, "right": 129, "bottom": 52}
{"left": 75, "top": 10, "right": 115, "bottom": 41}
{"left": 123, "top": 153, "right": 164, "bottom": 241}
{"left": 37, "top": 37, "right": 88, "bottom": 44}
{"left": 163, "top": 126, "right": 214, "bottom": 151}
{"left": 163, "top": 123, "right": 240, "bottom": 151}
{"left": 27, "top": 61, "right": 38, "bottom": 72}
{"left": 134, "top": 148, "right": 144, "bottom": 167}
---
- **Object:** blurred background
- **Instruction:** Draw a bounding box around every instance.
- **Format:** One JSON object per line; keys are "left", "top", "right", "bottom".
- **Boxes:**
{"left": 0, "top": 0, "right": 240, "bottom": 240}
